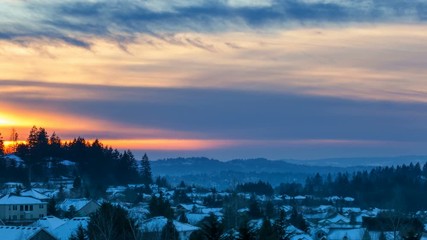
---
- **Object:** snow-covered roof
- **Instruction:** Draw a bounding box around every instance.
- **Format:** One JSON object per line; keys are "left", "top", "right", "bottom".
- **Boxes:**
{"left": 327, "top": 228, "right": 365, "bottom": 240}
{"left": 185, "top": 213, "right": 209, "bottom": 225}
{"left": 319, "top": 214, "right": 350, "bottom": 225}
{"left": 52, "top": 217, "right": 89, "bottom": 240}
{"left": 141, "top": 217, "right": 199, "bottom": 232}
{"left": 32, "top": 216, "right": 66, "bottom": 231}
{"left": 0, "top": 194, "right": 44, "bottom": 205}
{"left": 21, "top": 189, "right": 50, "bottom": 200}
{"left": 4, "top": 154, "right": 25, "bottom": 164}
{"left": 177, "top": 204, "right": 204, "bottom": 211}
{"left": 58, "top": 198, "right": 92, "bottom": 212}
{"left": 59, "top": 160, "right": 76, "bottom": 166}
{"left": 0, "top": 226, "right": 53, "bottom": 240}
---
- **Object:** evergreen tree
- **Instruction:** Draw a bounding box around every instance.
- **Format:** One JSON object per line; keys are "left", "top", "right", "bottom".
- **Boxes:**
{"left": 149, "top": 194, "right": 174, "bottom": 218}
{"left": 161, "top": 219, "right": 179, "bottom": 240}
{"left": 362, "top": 229, "right": 371, "bottom": 240}
{"left": 178, "top": 212, "right": 189, "bottom": 224}
{"left": 69, "top": 224, "right": 87, "bottom": 240}
{"left": 289, "top": 207, "right": 309, "bottom": 233}
{"left": 259, "top": 218, "right": 277, "bottom": 240}
{"left": 87, "top": 202, "right": 141, "bottom": 240}
{"left": 201, "top": 213, "right": 224, "bottom": 240}
{"left": 47, "top": 197, "right": 58, "bottom": 216}
{"left": 379, "top": 232, "right": 386, "bottom": 240}
{"left": 273, "top": 210, "right": 287, "bottom": 240}
{"left": 238, "top": 220, "right": 255, "bottom": 240}
{"left": 65, "top": 205, "right": 77, "bottom": 219}
{"left": 0, "top": 132, "right": 4, "bottom": 156}
{"left": 141, "top": 153, "right": 153, "bottom": 185}
{"left": 248, "top": 196, "right": 262, "bottom": 219}
{"left": 264, "top": 201, "right": 275, "bottom": 219}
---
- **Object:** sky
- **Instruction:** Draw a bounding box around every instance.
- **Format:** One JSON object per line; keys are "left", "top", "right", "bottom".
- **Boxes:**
{"left": 1, "top": 0, "right": 427, "bottom": 160}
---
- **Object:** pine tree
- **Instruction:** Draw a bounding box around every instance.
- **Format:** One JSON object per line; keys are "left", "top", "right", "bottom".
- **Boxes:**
{"left": 259, "top": 218, "right": 276, "bottom": 240}
{"left": 141, "top": 153, "right": 153, "bottom": 185}
{"left": 69, "top": 224, "right": 87, "bottom": 240}
{"left": 248, "top": 196, "right": 262, "bottom": 219}
{"left": 238, "top": 220, "right": 255, "bottom": 240}
{"left": 201, "top": 213, "right": 224, "bottom": 240}
{"left": 0, "top": 133, "right": 4, "bottom": 156}
{"left": 87, "top": 202, "right": 140, "bottom": 240}
{"left": 178, "top": 212, "right": 189, "bottom": 224}
{"left": 273, "top": 210, "right": 287, "bottom": 239}
{"left": 161, "top": 219, "right": 179, "bottom": 240}
{"left": 362, "top": 229, "right": 371, "bottom": 240}
{"left": 264, "top": 201, "right": 275, "bottom": 219}
{"left": 47, "top": 197, "right": 57, "bottom": 216}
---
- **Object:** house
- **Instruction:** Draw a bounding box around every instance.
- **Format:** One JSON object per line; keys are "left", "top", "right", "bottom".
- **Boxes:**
{"left": 52, "top": 217, "right": 89, "bottom": 240}
{"left": 0, "top": 226, "right": 57, "bottom": 240}
{"left": 20, "top": 189, "right": 50, "bottom": 202}
{"left": 58, "top": 198, "right": 100, "bottom": 217}
{"left": 0, "top": 194, "right": 48, "bottom": 224}
{"left": 318, "top": 214, "right": 351, "bottom": 227}
{"left": 141, "top": 216, "right": 199, "bottom": 240}
{"left": 32, "top": 216, "right": 66, "bottom": 231}
{"left": 176, "top": 204, "right": 204, "bottom": 214}
{"left": 33, "top": 216, "right": 89, "bottom": 240}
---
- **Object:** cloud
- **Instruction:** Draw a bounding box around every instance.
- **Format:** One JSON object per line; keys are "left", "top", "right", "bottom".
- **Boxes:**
{"left": 2, "top": 79, "right": 427, "bottom": 143}
{"left": 1, "top": 0, "right": 427, "bottom": 47}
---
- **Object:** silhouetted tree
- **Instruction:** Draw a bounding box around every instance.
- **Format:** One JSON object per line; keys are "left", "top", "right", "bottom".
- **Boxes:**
{"left": 69, "top": 224, "right": 87, "bottom": 240}
{"left": 47, "top": 197, "right": 58, "bottom": 217}
{"left": 201, "top": 213, "right": 224, "bottom": 240}
{"left": 161, "top": 219, "right": 179, "bottom": 240}
{"left": 141, "top": 153, "right": 153, "bottom": 186}
{"left": 87, "top": 202, "right": 140, "bottom": 240}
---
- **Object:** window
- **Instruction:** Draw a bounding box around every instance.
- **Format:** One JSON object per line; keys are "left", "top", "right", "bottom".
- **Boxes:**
{"left": 30, "top": 205, "right": 33, "bottom": 211}
{"left": 8, "top": 205, "right": 11, "bottom": 211}
{"left": 39, "top": 204, "right": 44, "bottom": 209}
{"left": 20, "top": 205, "right": 23, "bottom": 211}
{"left": 39, "top": 214, "right": 44, "bottom": 218}
{"left": 13, "top": 205, "right": 17, "bottom": 210}
{"left": 25, "top": 205, "right": 28, "bottom": 211}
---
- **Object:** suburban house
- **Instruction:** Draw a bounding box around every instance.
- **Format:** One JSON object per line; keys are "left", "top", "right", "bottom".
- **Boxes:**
{"left": 141, "top": 216, "right": 199, "bottom": 240}
{"left": 0, "top": 226, "right": 57, "bottom": 240}
{"left": 20, "top": 189, "right": 50, "bottom": 202}
{"left": 58, "top": 198, "right": 100, "bottom": 216}
{"left": 0, "top": 194, "right": 48, "bottom": 224}
{"left": 32, "top": 216, "right": 89, "bottom": 240}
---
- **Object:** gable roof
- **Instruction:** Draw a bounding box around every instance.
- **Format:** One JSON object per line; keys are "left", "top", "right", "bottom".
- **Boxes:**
{"left": 58, "top": 198, "right": 96, "bottom": 212}
{"left": 141, "top": 216, "right": 199, "bottom": 232}
{"left": 32, "top": 216, "right": 66, "bottom": 231}
{"left": 21, "top": 189, "right": 50, "bottom": 201}
{"left": 0, "top": 194, "right": 44, "bottom": 205}
{"left": 0, "top": 226, "right": 56, "bottom": 240}
{"left": 52, "top": 217, "right": 89, "bottom": 240}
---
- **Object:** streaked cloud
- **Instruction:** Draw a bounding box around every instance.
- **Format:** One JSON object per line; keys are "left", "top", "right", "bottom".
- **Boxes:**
{"left": 1, "top": 1, "right": 427, "bottom": 159}
{"left": 1, "top": 0, "right": 427, "bottom": 47}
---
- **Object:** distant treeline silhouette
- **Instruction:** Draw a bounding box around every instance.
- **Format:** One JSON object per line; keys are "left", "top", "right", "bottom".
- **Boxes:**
{"left": 0, "top": 126, "right": 152, "bottom": 197}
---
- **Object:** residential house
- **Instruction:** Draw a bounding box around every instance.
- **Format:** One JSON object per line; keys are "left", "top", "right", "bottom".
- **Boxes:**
{"left": 141, "top": 216, "right": 199, "bottom": 240}
{"left": 33, "top": 216, "right": 89, "bottom": 240}
{"left": 58, "top": 198, "right": 100, "bottom": 217}
{"left": 0, "top": 194, "right": 48, "bottom": 224}
{"left": 0, "top": 226, "right": 57, "bottom": 240}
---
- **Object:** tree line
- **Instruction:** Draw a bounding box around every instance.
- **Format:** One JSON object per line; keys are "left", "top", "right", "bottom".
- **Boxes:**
{"left": 0, "top": 127, "right": 153, "bottom": 197}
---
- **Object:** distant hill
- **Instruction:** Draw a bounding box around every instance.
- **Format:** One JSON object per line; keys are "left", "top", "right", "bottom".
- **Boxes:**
{"left": 285, "top": 155, "right": 427, "bottom": 167}
{"left": 150, "top": 157, "right": 371, "bottom": 188}
{"left": 151, "top": 156, "right": 427, "bottom": 189}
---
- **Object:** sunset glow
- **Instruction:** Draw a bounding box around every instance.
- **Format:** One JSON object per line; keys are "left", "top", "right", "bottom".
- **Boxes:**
{"left": 1, "top": 0, "right": 427, "bottom": 159}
